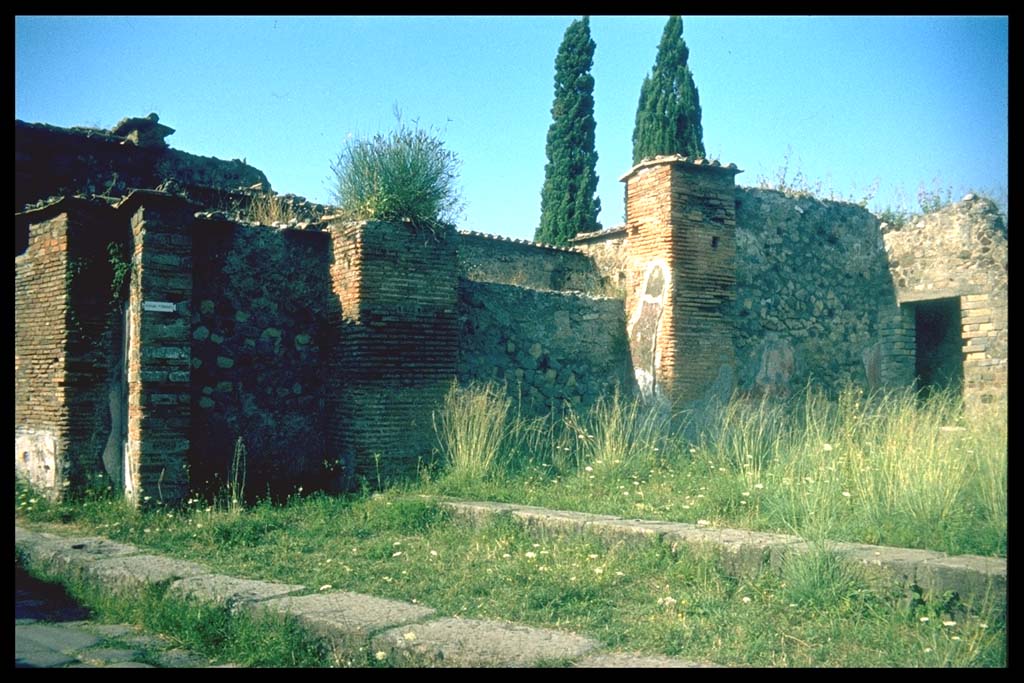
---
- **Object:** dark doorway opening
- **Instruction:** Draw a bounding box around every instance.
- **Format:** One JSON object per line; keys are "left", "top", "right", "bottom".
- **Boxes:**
{"left": 913, "top": 297, "right": 963, "bottom": 399}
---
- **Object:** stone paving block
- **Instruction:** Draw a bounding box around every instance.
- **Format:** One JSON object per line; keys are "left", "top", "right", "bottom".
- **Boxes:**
{"left": 15, "top": 529, "right": 83, "bottom": 573}
{"left": 573, "top": 653, "right": 721, "bottom": 668}
{"left": 438, "top": 499, "right": 518, "bottom": 525}
{"left": 915, "top": 553, "right": 1006, "bottom": 609}
{"left": 168, "top": 574, "right": 305, "bottom": 611}
{"left": 83, "top": 624, "right": 137, "bottom": 639}
{"left": 371, "top": 617, "right": 600, "bottom": 668}
{"left": 154, "top": 648, "right": 217, "bottom": 668}
{"left": 85, "top": 554, "right": 210, "bottom": 593}
{"left": 663, "top": 525, "right": 801, "bottom": 577}
{"left": 583, "top": 518, "right": 681, "bottom": 545}
{"left": 18, "top": 652, "right": 79, "bottom": 668}
{"left": 830, "top": 542, "right": 947, "bottom": 594}
{"left": 16, "top": 623, "right": 101, "bottom": 654}
{"left": 14, "top": 525, "right": 44, "bottom": 546}
{"left": 17, "top": 527, "right": 144, "bottom": 582}
{"left": 509, "top": 506, "right": 599, "bottom": 535}
{"left": 257, "top": 590, "right": 435, "bottom": 650}
{"left": 78, "top": 647, "right": 142, "bottom": 664}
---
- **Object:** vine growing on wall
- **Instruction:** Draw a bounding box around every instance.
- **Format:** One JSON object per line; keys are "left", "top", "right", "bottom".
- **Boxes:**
{"left": 107, "top": 241, "right": 131, "bottom": 307}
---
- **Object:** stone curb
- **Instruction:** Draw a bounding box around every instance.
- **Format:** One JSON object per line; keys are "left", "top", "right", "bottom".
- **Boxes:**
{"left": 371, "top": 617, "right": 600, "bottom": 668}
{"left": 438, "top": 500, "right": 1006, "bottom": 610}
{"left": 15, "top": 524, "right": 712, "bottom": 667}
{"left": 252, "top": 591, "right": 436, "bottom": 654}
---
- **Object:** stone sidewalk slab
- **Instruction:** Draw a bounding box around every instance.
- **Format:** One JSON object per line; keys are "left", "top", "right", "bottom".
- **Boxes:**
{"left": 663, "top": 525, "right": 803, "bottom": 577}
{"left": 168, "top": 574, "right": 305, "bottom": 612}
{"left": 439, "top": 499, "right": 1007, "bottom": 608}
{"left": 16, "top": 528, "right": 142, "bottom": 581}
{"left": 257, "top": 590, "right": 435, "bottom": 650}
{"left": 85, "top": 554, "right": 210, "bottom": 593}
{"left": 821, "top": 541, "right": 1007, "bottom": 608}
{"left": 573, "top": 652, "right": 722, "bottom": 668}
{"left": 371, "top": 617, "right": 600, "bottom": 667}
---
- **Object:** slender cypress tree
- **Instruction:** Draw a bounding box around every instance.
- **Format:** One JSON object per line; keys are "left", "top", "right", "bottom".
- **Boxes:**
{"left": 632, "top": 16, "right": 705, "bottom": 164}
{"left": 536, "top": 17, "right": 601, "bottom": 246}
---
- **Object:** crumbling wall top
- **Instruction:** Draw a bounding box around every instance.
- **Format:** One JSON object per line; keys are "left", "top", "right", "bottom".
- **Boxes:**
{"left": 619, "top": 155, "right": 742, "bottom": 183}
{"left": 110, "top": 112, "right": 175, "bottom": 148}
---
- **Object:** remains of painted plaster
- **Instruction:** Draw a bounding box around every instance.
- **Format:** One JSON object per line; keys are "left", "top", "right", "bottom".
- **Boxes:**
{"left": 627, "top": 260, "right": 670, "bottom": 399}
{"left": 615, "top": 156, "right": 741, "bottom": 407}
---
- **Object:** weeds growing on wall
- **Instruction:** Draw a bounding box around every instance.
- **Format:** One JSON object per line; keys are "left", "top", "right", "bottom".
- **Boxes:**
{"left": 248, "top": 192, "right": 298, "bottom": 225}
{"left": 756, "top": 148, "right": 1009, "bottom": 227}
{"left": 229, "top": 437, "right": 247, "bottom": 513}
{"left": 330, "top": 110, "right": 463, "bottom": 231}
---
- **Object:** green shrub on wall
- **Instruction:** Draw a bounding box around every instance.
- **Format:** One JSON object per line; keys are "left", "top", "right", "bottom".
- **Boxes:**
{"left": 329, "top": 113, "right": 463, "bottom": 231}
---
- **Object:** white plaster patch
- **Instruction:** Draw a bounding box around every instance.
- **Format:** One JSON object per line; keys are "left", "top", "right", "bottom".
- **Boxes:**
{"left": 15, "top": 428, "right": 59, "bottom": 493}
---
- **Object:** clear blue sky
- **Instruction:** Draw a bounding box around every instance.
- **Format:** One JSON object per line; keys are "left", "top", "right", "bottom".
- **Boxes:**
{"left": 16, "top": 15, "right": 1008, "bottom": 240}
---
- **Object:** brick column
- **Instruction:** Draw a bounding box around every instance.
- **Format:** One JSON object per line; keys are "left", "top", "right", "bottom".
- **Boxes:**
{"left": 16, "top": 198, "right": 123, "bottom": 500}
{"left": 119, "top": 191, "right": 195, "bottom": 506}
{"left": 327, "top": 219, "right": 459, "bottom": 487}
{"left": 621, "top": 157, "right": 741, "bottom": 406}
{"left": 878, "top": 303, "right": 915, "bottom": 389}
{"left": 961, "top": 293, "right": 1007, "bottom": 405}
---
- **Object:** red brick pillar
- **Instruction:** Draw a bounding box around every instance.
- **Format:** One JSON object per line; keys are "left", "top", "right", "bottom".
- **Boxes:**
{"left": 119, "top": 191, "right": 195, "bottom": 506}
{"left": 327, "top": 220, "right": 459, "bottom": 487}
{"left": 621, "top": 157, "right": 741, "bottom": 406}
{"left": 16, "top": 198, "right": 124, "bottom": 500}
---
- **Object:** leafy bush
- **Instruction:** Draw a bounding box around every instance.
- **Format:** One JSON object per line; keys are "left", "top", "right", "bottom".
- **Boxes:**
{"left": 330, "top": 115, "right": 463, "bottom": 229}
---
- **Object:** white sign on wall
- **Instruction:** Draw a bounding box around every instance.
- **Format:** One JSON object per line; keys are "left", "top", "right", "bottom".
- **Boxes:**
{"left": 142, "top": 301, "right": 177, "bottom": 313}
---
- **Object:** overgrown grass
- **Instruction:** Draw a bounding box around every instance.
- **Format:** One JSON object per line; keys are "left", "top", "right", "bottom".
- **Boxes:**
{"left": 434, "top": 382, "right": 510, "bottom": 485}
{"left": 15, "top": 488, "right": 1005, "bottom": 667}
{"left": 429, "top": 383, "right": 1006, "bottom": 558}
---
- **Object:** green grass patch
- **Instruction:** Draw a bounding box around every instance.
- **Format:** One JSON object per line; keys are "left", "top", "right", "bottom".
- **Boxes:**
{"left": 17, "top": 484, "right": 1005, "bottom": 667}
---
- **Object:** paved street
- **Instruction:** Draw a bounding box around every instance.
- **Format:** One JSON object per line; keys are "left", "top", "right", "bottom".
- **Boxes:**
{"left": 15, "top": 564, "right": 234, "bottom": 668}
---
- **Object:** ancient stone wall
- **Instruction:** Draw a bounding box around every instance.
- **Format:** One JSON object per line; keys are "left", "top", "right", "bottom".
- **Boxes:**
{"left": 15, "top": 116, "right": 1008, "bottom": 504}
{"left": 190, "top": 220, "right": 337, "bottom": 499}
{"left": 457, "top": 231, "right": 604, "bottom": 294}
{"left": 733, "top": 188, "right": 894, "bottom": 396}
{"left": 571, "top": 226, "right": 629, "bottom": 297}
{"left": 457, "top": 280, "right": 634, "bottom": 416}
{"left": 328, "top": 220, "right": 459, "bottom": 485}
{"left": 883, "top": 196, "right": 1008, "bottom": 404}
{"left": 15, "top": 120, "right": 268, "bottom": 212}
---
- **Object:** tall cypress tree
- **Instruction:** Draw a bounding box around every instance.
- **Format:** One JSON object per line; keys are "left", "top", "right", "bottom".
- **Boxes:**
{"left": 632, "top": 16, "right": 705, "bottom": 164}
{"left": 536, "top": 17, "right": 601, "bottom": 246}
